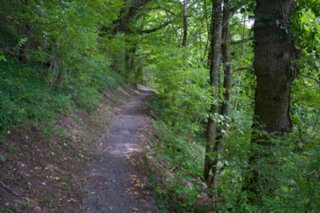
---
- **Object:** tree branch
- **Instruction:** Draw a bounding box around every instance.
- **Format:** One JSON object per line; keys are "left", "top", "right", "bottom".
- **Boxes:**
{"left": 234, "top": 65, "right": 253, "bottom": 72}
{"left": 0, "top": 181, "right": 21, "bottom": 198}
{"left": 134, "top": 19, "right": 174, "bottom": 34}
{"left": 139, "top": 7, "right": 178, "bottom": 16}
{"left": 300, "top": 74, "right": 320, "bottom": 84}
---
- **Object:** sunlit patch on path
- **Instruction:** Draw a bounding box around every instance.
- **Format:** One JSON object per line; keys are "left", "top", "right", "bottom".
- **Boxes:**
{"left": 82, "top": 90, "right": 157, "bottom": 213}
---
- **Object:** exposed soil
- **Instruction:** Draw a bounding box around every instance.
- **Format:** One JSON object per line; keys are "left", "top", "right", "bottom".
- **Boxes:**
{"left": 0, "top": 86, "right": 157, "bottom": 212}
{"left": 81, "top": 88, "right": 157, "bottom": 212}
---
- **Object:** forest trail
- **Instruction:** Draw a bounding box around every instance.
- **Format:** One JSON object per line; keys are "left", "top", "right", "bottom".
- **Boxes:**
{"left": 82, "top": 87, "right": 157, "bottom": 213}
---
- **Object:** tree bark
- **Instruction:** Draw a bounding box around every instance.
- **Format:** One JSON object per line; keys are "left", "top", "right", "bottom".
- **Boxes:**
{"left": 210, "top": 0, "right": 233, "bottom": 188}
{"left": 111, "top": 0, "right": 151, "bottom": 34}
{"left": 247, "top": 0, "right": 298, "bottom": 202}
{"left": 208, "top": 0, "right": 234, "bottom": 194}
{"left": 203, "top": 0, "right": 223, "bottom": 186}
{"left": 253, "top": 0, "right": 297, "bottom": 133}
{"left": 221, "top": 0, "right": 232, "bottom": 116}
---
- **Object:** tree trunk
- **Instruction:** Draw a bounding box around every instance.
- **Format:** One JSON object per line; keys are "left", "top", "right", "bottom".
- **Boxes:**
{"left": 253, "top": 0, "right": 297, "bottom": 133}
{"left": 111, "top": 0, "right": 151, "bottom": 34}
{"left": 54, "top": 67, "right": 63, "bottom": 88}
{"left": 125, "top": 44, "right": 137, "bottom": 81}
{"left": 203, "top": 0, "right": 223, "bottom": 186}
{"left": 247, "top": 0, "right": 298, "bottom": 202}
{"left": 221, "top": 0, "right": 232, "bottom": 116}
{"left": 211, "top": 0, "right": 233, "bottom": 188}
{"left": 182, "top": 0, "right": 188, "bottom": 47}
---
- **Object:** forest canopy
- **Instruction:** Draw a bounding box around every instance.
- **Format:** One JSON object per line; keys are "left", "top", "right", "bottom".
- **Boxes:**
{"left": 0, "top": 0, "right": 319, "bottom": 211}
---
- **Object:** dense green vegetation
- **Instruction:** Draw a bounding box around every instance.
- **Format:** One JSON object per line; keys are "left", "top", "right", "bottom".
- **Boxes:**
{"left": 1, "top": 0, "right": 319, "bottom": 212}
{"left": 0, "top": 1, "right": 124, "bottom": 139}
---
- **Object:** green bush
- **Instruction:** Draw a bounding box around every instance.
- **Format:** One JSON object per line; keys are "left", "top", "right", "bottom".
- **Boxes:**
{"left": 0, "top": 0, "right": 126, "bottom": 138}
{"left": 0, "top": 57, "right": 124, "bottom": 138}
{"left": 149, "top": 120, "right": 205, "bottom": 212}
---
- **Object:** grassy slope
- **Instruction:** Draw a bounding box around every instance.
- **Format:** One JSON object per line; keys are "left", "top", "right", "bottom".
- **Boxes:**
{"left": 0, "top": 59, "right": 135, "bottom": 212}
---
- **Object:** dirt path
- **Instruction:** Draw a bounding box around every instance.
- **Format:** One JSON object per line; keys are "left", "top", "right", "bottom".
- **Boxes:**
{"left": 82, "top": 89, "right": 157, "bottom": 213}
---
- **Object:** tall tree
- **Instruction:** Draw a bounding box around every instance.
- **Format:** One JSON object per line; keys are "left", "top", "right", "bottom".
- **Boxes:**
{"left": 221, "top": 0, "right": 232, "bottom": 116}
{"left": 253, "top": 0, "right": 298, "bottom": 133}
{"left": 248, "top": 0, "right": 298, "bottom": 201}
{"left": 203, "top": 0, "right": 223, "bottom": 186}
{"left": 209, "top": 0, "right": 233, "bottom": 188}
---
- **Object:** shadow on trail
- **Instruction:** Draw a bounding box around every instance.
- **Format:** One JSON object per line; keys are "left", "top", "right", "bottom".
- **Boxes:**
{"left": 82, "top": 89, "right": 157, "bottom": 213}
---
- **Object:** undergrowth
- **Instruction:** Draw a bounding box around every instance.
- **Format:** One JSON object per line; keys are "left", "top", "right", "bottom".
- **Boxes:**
{"left": 0, "top": 59, "right": 124, "bottom": 142}
{"left": 148, "top": 119, "right": 207, "bottom": 212}
{"left": 148, "top": 86, "right": 320, "bottom": 212}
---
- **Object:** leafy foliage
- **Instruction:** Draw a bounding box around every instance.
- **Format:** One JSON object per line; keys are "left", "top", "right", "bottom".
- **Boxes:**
{"left": 0, "top": 0, "right": 319, "bottom": 212}
{"left": 147, "top": 46, "right": 211, "bottom": 136}
{"left": 149, "top": 120, "right": 205, "bottom": 212}
{"left": 145, "top": 1, "right": 320, "bottom": 212}
{"left": 0, "top": 0, "right": 125, "bottom": 138}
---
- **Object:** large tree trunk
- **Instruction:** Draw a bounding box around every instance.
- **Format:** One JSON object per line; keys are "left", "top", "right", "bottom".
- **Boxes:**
{"left": 203, "top": 0, "right": 223, "bottom": 186}
{"left": 253, "top": 0, "right": 297, "bottom": 132}
{"left": 247, "top": 0, "right": 298, "bottom": 202}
